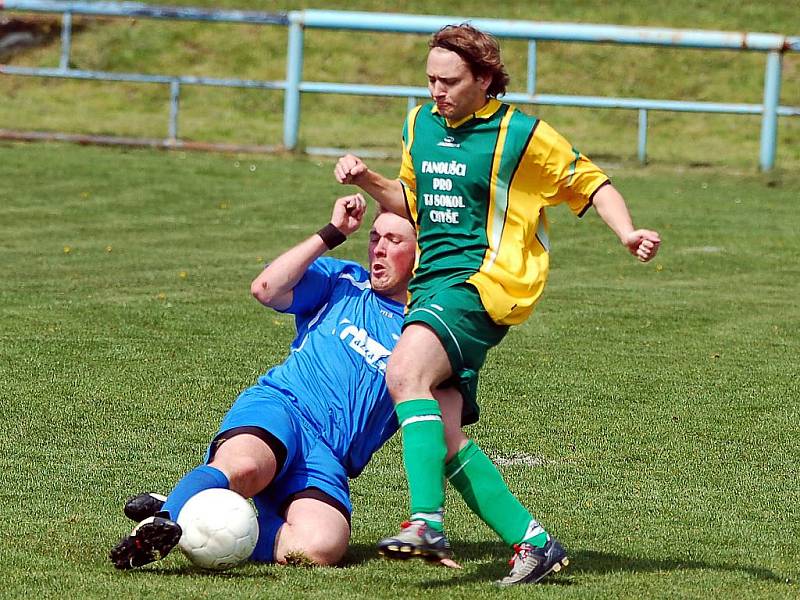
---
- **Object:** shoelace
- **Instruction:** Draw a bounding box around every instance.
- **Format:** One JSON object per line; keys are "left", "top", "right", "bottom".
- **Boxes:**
{"left": 508, "top": 543, "right": 533, "bottom": 567}
{"left": 399, "top": 520, "right": 426, "bottom": 535}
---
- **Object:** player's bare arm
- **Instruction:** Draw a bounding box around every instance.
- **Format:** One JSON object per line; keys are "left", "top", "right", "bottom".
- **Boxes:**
{"left": 591, "top": 184, "right": 661, "bottom": 262}
{"left": 334, "top": 154, "right": 408, "bottom": 217}
{"left": 250, "top": 194, "right": 367, "bottom": 309}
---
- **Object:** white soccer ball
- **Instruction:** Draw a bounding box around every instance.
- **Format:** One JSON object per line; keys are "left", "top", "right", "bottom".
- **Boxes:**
{"left": 176, "top": 488, "right": 259, "bottom": 570}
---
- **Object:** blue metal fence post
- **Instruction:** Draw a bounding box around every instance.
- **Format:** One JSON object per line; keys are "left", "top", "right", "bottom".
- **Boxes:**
{"left": 759, "top": 50, "right": 783, "bottom": 171}
{"left": 59, "top": 11, "right": 72, "bottom": 71}
{"left": 284, "top": 15, "right": 304, "bottom": 151}
{"left": 527, "top": 40, "right": 537, "bottom": 96}
{"left": 168, "top": 79, "right": 180, "bottom": 142}
{"left": 637, "top": 108, "right": 648, "bottom": 164}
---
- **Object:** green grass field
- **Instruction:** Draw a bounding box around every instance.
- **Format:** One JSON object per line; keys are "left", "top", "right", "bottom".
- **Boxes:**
{"left": 1, "top": 141, "right": 798, "bottom": 598}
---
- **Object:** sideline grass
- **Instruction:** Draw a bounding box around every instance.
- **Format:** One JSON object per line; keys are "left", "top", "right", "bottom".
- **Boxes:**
{"left": 0, "top": 142, "right": 798, "bottom": 598}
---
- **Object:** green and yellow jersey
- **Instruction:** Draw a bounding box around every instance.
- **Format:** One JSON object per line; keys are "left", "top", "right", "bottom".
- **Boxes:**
{"left": 399, "top": 99, "right": 609, "bottom": 325}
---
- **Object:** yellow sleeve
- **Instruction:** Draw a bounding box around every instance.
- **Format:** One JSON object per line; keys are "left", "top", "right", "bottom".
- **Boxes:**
{"left": 525, "top": 120, "right": 609, "bottom": 216}
{"left": 397, "top": 106, "right": 422, "bottom": 222}
{"left": 398, "top": 137, "right": 416, "bottom": 193}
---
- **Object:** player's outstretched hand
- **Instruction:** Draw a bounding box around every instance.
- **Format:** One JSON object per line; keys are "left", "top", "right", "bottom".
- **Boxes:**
{"left": 624, "top": 229, "right": 661, "bottom": 262}
{"left": 334, "top": 154, "right": 368, "bottom": 185}
{"left": 331, "top": 194, "right": 367, "bottom": 236}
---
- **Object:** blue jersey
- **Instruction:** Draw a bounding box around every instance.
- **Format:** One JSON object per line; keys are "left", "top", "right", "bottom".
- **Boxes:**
{"left": 258, "top": 257, "right": 403, "bottom": 478}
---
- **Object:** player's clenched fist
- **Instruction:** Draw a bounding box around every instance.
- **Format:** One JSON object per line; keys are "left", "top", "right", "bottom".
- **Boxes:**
{"left": 334, "top": 154, "right": 369, "bottom": 185}
{"left": 624, "top": 229, "right": 661, "bottom": 262}
{"left": 331, "top": 193, "right": 367, "bottom": 236}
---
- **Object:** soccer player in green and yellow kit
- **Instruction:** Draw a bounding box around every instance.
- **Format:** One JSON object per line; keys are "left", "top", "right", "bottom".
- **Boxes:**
{"left": 335, "top": 24, "right": 660, "bottom": 586}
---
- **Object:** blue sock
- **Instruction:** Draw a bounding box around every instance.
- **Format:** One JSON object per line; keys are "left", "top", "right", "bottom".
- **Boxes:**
{"left": 161, "top": 465, "right": 229, "bottom": 521}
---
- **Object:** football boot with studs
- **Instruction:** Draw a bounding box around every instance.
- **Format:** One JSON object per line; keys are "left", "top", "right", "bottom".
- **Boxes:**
{"left": 109, "top": 516, "right": 182, "bottom": 570}
{"left": 123, "top": 492, "right": 167, "bottom": 522}
{"left": 494, "top": 537, "right": 569, "bottom": 586}
{"left": 377, "top": 520, "right": 453, "bottom": 561}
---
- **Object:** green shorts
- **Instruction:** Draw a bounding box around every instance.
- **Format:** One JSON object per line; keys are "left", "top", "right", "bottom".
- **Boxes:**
{"left": 404, "top": 283, "right": 508, "bottom": 425}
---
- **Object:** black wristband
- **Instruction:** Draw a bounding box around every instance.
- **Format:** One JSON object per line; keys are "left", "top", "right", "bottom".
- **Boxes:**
{"left": 317, "top": 223, "right": 347, "bottom": 250}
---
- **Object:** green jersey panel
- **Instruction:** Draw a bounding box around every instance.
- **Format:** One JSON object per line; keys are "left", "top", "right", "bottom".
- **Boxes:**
{"left": 400, "top": 100, "right": 609, "bottom": 324}
{"left": 406, "top": 102, "right": 508, "bottom": 300}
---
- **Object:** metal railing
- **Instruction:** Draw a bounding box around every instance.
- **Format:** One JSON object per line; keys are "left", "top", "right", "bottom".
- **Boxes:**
{"left": 1, "top": 1, "right": 798, "bottom": 169}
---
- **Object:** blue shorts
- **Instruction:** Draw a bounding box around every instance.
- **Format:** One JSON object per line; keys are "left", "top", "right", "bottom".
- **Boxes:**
{"left": 207, "top": 384, "right": 350, "bottom": 562}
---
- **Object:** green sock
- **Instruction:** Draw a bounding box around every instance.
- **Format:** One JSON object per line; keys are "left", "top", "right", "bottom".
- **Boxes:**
{"left": 446, "top": 440, "right": 549, "bottom": 548}
{"left": 396, "top": 399, "right": 447, "bottom": 532}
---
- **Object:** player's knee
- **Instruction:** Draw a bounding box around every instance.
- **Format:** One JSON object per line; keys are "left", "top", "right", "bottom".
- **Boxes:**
{"left": 277, "top": 523, "right": 349, "bottom": 566}
{"left": 210, "top": 433, "right": 278, "bottom": 497}
{"left": 385, "top": 367, "right": 405, "bottom": 399}
{"left": 209, "top": 454, "right": 266, "bottom": 498}
{"left": 302, "top": 537, "right": 347, "bottom": 566}
{"left": 386, "top": 352, "right": 422, "bottom": 397}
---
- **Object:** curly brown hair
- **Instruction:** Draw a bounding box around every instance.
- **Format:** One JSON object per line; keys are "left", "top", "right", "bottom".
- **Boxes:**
{"left": 429, "top": 24, "right": 510, "bottom": 98}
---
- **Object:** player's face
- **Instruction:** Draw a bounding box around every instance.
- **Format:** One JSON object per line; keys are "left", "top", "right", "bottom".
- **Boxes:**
{"left": 426, "top": 47, "right": 491, "bottom": 122}
{"left": 368, "top": 212, "right": 416, "bottom": 303}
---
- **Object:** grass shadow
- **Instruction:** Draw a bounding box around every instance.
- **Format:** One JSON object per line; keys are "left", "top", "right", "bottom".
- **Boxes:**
{"left": 345, "top": 543, "right": 783, "bottom": 588}
{"left": 568, "top": 549, "right": 780, "bottom": 582}
{"left": 105, "top": 542, "right": 782, "bottom": 586}
{"left": 339, "top": 540, "right": 510, "bottom": 570}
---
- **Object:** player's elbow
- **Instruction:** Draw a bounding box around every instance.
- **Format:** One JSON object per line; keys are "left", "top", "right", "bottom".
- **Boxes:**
{"left": 250, "top": 277, "right": 273, "bottom": 306}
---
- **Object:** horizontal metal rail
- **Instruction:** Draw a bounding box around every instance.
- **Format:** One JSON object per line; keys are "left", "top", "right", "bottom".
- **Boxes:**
{"left": 1, "top": 1, "right": 798, "bottom": 170}
{"left": 0, "top": 0, "right": 290, "bottom": 24}
{"left": 297, "top": 10, "right": 800, "bottom": 52}
{"left": 5, "top": 2, "right": 798, "bottom": 51}
{"left": 299, "top": 80, "right": 800, "bottom": 116}
{"left": 6, "top": 64, "right": 796, "bottom": 117}
{"left": 1, "top": 64, "right": 287, "bottom": 89}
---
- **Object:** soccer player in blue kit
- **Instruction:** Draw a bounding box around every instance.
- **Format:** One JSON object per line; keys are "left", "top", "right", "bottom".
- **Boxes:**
{"left": 110, "top": 194, "right": 420, "bottom": 569}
